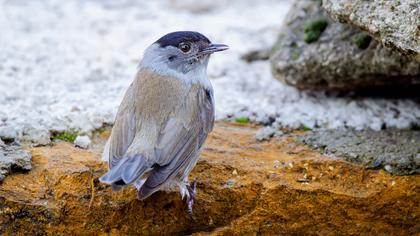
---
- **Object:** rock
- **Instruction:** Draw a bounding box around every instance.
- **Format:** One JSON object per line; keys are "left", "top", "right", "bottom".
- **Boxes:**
{"left": 22, "top": 127, "right": 51, "bottom": 145}
{"left": 300, "top": 129, "right": 420, "bottom": 175}
{"left": 270, "top": 0, "right": 420, "bottom": 91}
{"left": 322, "top": 0, "right": 420, "bottom": 58}
{"left": 0, "top": 126, "right": 17, "bottom": 142}
{"left": 0, "top": 123, "right": 419, "bottom": 235}
{"left": 255, "top": 126, "right": 283, "bottom": 141}
{"left": 241, "top": 48, "right": 271, "bottom": 62}
{"left": 0, "top": 142, "right": 31, "bottom": 182}
{"left": 74, "top": 135, "right": 91, "bottom": 149}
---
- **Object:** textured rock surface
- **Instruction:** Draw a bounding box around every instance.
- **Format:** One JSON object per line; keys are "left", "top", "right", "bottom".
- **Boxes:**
{"left": 1, "top": 123, "right": 419, "bottom": 235}
{"left": 323, "top": 0, "right": 420, "bottom": 58}
{"left": 0, "top": 140, "right": 31, "bottom": 182}
{"left": 300, "top": 129, "right": 420, "bottom": 175}
{"left": 241, "top": 48, "right": 271, "bottom": 63}
{"left": 255, "top": 126, "right": 283, "bottom": 141}
{"left": 270, "top": 0, "right": 420, "bottom": 91}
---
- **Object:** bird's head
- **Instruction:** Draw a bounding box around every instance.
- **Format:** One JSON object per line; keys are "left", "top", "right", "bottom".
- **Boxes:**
{"left": 140, "top": 31, "right": 228, "bottom": 77}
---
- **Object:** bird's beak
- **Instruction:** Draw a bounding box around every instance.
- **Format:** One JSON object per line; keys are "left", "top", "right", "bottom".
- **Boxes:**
{"left": 201, "top": 43, "right": 229, "bottom": 55}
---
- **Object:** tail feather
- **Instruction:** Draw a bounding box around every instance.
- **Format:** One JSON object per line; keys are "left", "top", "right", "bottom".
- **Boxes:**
{"left": 121, "top": 156, "right": 149, "bottom": 184}
{"left": 137, "top": 184, "right": 157, "bottom": 200}
{"left": 99, "top": 155, "right": 149, "bottom": 188}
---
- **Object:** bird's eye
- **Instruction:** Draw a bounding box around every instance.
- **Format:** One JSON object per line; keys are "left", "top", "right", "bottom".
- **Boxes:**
{"left": 179, "top": 43, "right": 191, "bottom": 53}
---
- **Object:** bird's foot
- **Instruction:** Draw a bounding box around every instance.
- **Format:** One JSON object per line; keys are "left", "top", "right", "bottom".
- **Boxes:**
{"left": 186, "top": 179, "right": 196, "bottom": 215}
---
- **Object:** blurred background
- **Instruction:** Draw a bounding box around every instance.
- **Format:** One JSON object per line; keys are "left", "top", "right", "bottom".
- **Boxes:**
{"left": 1, "top": 0, "right": 293, "bottom": 144}
{"left": 0, "top": 0, "right": 419, "bottom": 144}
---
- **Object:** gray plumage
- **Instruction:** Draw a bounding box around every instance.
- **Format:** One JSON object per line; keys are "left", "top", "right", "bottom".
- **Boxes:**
{"left": 99, "top": 31, "right": 227, "bottom": 209}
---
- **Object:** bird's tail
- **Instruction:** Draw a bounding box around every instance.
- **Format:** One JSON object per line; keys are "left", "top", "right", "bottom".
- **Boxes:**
{"left": 99, "top": 154, "right": 149, "bottom": 190}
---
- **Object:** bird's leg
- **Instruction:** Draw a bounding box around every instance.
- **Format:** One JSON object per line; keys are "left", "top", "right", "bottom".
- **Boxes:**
{"left": 186, "top": 179, "right": 196, "bottom": 214}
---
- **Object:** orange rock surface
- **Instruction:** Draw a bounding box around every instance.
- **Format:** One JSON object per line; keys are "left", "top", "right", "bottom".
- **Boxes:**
{"left": 0, "top": 123, "right": 419, "bottom": 235}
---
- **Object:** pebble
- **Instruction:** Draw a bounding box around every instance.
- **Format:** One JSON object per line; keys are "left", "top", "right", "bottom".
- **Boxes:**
{"left": 0, "top": 126, "right": 17, "bottom": 141}
{"left": 74, "top": 135, "right": 91, "bottom": 149}
{"left": 224, "top": 179, "right": 236, "bottom": 188}
{"left": 255, "top": 126, "right": 283, "bottom": 142}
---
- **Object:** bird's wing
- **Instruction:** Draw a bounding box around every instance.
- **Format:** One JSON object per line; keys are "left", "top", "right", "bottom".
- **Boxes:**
{"left": 138, "top": 87, "right": 215, "bottom": 199}
{"left": 200, "top": 88, "right": 215, "bottom": 133}
{"left": 100, "top": 80, "right": 147, "bottom": 186}
{"left": 105, "top": 81, "right": 138, "bottom": 168}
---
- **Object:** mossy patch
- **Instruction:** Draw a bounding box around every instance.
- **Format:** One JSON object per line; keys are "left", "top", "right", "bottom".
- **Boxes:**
{"left": 51, "top": 130, "right": 78, "bottom": 142}
{"left": 301, "top": 125, "right": 312, "bottom": 132}
{"left": 303, "top": 18, "right": 328, "bottom": 44}
{"left": 352, "top": 34, "right": 372, "bottom": 49}
{"left": 319, "top": 145, "right": 326, "bottom": 154}
{"left": 234, "top": 117, "right": 250, "bottom": 124}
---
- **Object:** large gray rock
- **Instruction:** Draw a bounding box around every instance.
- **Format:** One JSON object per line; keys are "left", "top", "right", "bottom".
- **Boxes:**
{"left": 323, "top": 0, "right": 420, "bottom": 58}
{"left": 270, "top": 0, "right": 420, "bottom": 91}
{"left": 0, "top": 140, "right": 32, "bottom": 182}
{"left": 300, "top": 129, "right": 420, "bottom": 175}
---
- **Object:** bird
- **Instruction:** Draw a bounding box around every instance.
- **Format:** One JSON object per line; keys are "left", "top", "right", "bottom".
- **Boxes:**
{"left": 99, "top": 31, "right": 228, "bottom": 213}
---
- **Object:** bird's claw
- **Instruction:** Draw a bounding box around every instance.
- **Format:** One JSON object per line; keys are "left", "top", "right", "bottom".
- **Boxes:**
{"left": 186, "top": 179, "right": 196, "bottom": 214}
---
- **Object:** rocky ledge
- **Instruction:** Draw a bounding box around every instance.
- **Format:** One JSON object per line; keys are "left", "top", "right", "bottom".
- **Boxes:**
{"left": 323, "top": 0, "right": 420, "bottom": 58}
{"left": 0, "top": 123, "right": 419, "bottom": 235}
{"left": 0, "top": 140, "right": 31, "bottom": 182}
{"left": 270, "top": 0, "right": 420, "bottom": 91}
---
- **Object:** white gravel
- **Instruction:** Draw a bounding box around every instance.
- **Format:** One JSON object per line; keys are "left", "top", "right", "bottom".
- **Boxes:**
{"left": 0, "top": 0, "right": 419, "bottom": 144}
{"left": 74, "top": 135, "right": 91, "bottom": 149}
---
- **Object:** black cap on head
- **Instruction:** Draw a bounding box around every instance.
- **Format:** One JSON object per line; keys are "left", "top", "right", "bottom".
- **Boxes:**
{"left": 155, "top": 31, "right": 211, "bottom": 48}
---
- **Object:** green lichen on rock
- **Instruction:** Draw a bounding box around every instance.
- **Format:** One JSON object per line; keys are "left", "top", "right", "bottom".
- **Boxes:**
{"left": 51, "top": 131, "right": 78, "bottom": 142}
{"left": 352, "top": 34, "right": 372, "bottom": 49}
{"left": 303, "top": 18, "right": 328, "bottom": 43}
{"left": 234, "top": 117, "right": 250, "bottom": 124}
{"left": 301, "top": 125, "right": 312, "bottom": 132}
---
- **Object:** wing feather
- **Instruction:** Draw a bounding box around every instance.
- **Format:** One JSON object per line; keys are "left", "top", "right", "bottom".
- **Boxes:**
{"left": 138, "top": 88, "right": 215, "bottom": 199}
{"left": 105, "top": 81, "right": 138, "bottom": 168}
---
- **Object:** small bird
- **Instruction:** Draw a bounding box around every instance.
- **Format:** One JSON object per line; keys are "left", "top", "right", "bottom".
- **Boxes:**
{"left": 99, "top": 31, "right": 228, "bottom": 213}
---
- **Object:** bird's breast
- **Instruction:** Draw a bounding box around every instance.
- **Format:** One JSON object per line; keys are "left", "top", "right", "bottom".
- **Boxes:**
{"left": 134, "top": 69, "right": 205, "bottom": 127}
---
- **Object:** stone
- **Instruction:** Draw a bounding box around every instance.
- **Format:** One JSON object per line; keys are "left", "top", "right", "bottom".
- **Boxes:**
{"left": 0, "top": 126, "right": 17, "bottom": 142}
{"left": 255, "top": 126, "right": 283, "bottom": 141}
{"left": 0, "top": 123, "right": 418, "bottom": 235}
{"left": 22, "top": 127, "right": 51, "bottom": 145}
{"left": 74, "top": 135, "right": 91, "bottom": 149}
{"left": 241, "top": 48, "right": 271, "bottom": 63}
{"left": 270, "top": 0, "right": 420, "bottom": 91}
{"left": 300, "top": 129, "right": 420, "bottom": 175}
{"left": 322, "top": 0, "right": 420, "bottom": 58}
{"left": 0, "top": 142, "right": 31, "bottom": 182}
